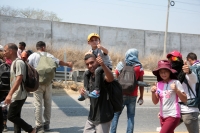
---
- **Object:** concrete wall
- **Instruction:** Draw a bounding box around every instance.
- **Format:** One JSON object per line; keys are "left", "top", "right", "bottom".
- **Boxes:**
{"left": 0, "top": 15, "right": 199, "bottom": 58}
{"left": 0, "top": 16, "right": 52, "bottom": 47}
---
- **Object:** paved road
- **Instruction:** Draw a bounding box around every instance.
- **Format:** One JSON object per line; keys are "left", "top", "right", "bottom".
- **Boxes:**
{"left": 4, "top": 92, "right": 194, "bottom": 133}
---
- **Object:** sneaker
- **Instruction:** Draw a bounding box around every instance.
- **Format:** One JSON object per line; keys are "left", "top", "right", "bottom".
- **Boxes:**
{"left": 3, "top": 124, "right": 7, "bottom": 132}
{"left": 44, "top": 124, "right": 50, "bottom": 131}
{"left": 78, "top": 95, "right": 85, "bottom": 101}
{"left": 88, "top": 90, "right": 100, "bottom": 98}
{"left": 36, "top": 126, "right": 44, "bottom": 133}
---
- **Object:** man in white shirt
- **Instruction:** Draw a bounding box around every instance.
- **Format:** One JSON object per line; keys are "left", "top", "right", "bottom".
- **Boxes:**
{"left": 28, "top": 41, "right": 73, "bottom": 133}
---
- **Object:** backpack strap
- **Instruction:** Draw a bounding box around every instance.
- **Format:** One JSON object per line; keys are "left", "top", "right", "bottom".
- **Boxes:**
{"left": 184, "top": 79, "right": 196, "bottom": 98}
{"left": 37, "top": 52, "right": 47, "bottom": 56}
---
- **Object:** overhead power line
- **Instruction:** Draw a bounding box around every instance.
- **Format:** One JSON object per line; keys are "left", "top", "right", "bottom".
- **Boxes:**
{"left": 175, "top": 0, "right": 200, "bottom": 6}
{"left": 82, "top": 0, "right": 200, "bottom": 14}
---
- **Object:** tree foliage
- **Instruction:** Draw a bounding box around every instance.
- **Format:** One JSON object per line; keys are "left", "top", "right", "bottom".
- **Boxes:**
{"left": 0, "top": 6, "right": 62, "bottom": 21}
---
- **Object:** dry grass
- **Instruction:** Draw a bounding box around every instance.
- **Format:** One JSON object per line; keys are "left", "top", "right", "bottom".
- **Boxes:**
{"left": 26, "top": 45, "right": 163, "bottom": 71}
{"left": 140, "top": 53, "right": 165, "bottom": 71}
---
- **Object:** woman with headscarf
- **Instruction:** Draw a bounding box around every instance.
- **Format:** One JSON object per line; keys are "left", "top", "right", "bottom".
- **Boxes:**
{"left": 110, "top": 48, "right": 144, "bottom": 133}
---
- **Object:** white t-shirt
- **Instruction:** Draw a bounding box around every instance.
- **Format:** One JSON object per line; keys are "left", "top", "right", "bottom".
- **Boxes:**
{"left": 156, "top": 79, "right": 184, "bottom": 118}
{"left": 180, "top": 72, "right": 199, "bottom": 113}
{"left": 28, "top": 52, "right": 60, "bottom": 68}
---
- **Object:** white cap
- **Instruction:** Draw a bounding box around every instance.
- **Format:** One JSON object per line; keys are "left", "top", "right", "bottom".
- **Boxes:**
{"left": 0, "top": 45, "right": 3, "bottom": 51}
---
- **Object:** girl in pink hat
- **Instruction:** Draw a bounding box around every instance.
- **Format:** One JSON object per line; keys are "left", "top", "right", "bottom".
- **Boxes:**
{"left": 151, "top": 60, "right": 187, "bottom": 133}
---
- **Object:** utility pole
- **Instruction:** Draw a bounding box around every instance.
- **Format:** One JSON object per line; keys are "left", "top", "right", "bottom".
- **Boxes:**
{"left": 163, "top": 0, "right": 175, "bottom": 57}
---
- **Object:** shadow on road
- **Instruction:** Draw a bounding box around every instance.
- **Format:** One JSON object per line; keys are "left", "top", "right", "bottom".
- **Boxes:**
{"left": 52, "top": 92, "right": 89, "bottom": 116}
{"left": 51, "top": 126, "right": 84, "bottom": 133}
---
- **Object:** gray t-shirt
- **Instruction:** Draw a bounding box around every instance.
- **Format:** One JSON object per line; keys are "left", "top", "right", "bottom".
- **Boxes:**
{"left": 92, "top": 48, "right": 112, "bottom": 69}
{"left": 10, "top": 58, "right": 27, "bottom": 101}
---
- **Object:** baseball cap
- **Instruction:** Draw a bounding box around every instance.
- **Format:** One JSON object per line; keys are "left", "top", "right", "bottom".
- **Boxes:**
{"left": 87, "top": 33, "right": 100, "bottom": 41}
{"left": 166, "top": 50, "right": 182, "bottom": 59}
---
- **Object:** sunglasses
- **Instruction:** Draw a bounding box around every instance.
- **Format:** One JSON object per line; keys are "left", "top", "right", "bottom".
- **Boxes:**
{"left": 171, "top": 56, "right": 179, "bottom": 61}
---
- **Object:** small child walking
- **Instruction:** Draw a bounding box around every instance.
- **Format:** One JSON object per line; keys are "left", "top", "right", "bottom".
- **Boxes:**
{"left": 151, "top": 60, "right": 187, "bottom": 133}
{"left": 78, "top": 33, "right": 112, "bottom": 101}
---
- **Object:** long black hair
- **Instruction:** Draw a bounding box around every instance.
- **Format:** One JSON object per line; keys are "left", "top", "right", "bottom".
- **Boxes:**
{"left": 171, "top": 59, "right": 185, "bottom": 83}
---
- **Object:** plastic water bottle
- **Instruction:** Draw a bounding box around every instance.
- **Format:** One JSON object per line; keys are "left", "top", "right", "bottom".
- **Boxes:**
{"left": 138, "top": 99, "right": 143, "bottom": 105}
{"left": 0, "top": 101, "right": 7, "bottom": 107}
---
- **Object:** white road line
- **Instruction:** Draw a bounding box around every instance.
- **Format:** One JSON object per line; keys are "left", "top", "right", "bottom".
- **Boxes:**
{"left": 21, "top": 106, "right": 159, "bottom": 109}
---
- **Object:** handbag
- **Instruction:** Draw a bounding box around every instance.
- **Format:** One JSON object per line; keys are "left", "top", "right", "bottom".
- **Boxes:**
{"left": 184, "top": 79, "right": 198, "bottom": 107}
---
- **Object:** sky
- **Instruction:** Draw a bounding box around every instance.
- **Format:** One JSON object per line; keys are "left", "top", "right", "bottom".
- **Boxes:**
{"left": 1, "top": 0, "right": 200, "bottom": 34}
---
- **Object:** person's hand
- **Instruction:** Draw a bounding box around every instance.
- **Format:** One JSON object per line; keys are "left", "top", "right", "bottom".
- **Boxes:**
{"left": 4, "top": 94, "right": 12, "bottom": 105}
{"left": 97, "top": 43, "right": 102, "bottom": 49}
{"left": 182, "top": 60, "right": 191, "bottom": 74}
{"left": 151, "top": 82, "right": 157, "bottom": 93}
{"left": 67, "top": 62, "right": 73, "bottom": 68}
{"left": 137, "top": 97, "right": 144, "bottom": 105}
{"left": 79, "top": 87, "right": 86, "bottom": 96}
{"left": 96, "top": 54, "right": 104, "bottom": 66}
{"left": 170, "top": 81, "right": 177, "bottom": 92}
{"left": 157, "top": 112, "right": 160, "bottom": 119}
{"left": 84, "top": 50, "right": 92, "bottom": 56}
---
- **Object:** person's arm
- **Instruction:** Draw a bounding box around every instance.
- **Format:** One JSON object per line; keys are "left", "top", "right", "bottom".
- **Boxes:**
{"left": 5, "top": 75, "right": 23, "bottom": 105}
{"left": 176, "top": 91, "right": 187, "bottom": 103}
{"left": 96, "top": 54, "right": 114, "bottom": 82}
{"left": 97, "top": 43, "right": 108, "bottom": 55}
{"left": 171, "top": 81, "right": 187, "bottom": 103}
{"left": 137, "top": 76, "right": 144, "bottom": 103}
{"left": 59, "top": 61, "right": 73, "bottom": 68}
{"left": 151, "top": 84, "right": 159, "bottom": 105}
{"left": 182, "top": 61, "right": 197, "bottom": 84}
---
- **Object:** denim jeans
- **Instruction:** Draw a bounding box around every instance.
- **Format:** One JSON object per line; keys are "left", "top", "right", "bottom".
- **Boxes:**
{"left": 110, "top": 95, "right": 137, "bottom": 133}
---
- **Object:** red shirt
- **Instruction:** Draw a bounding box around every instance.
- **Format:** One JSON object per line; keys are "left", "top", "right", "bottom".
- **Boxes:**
{"left": 115, "top": 65, "right": 144, "bottom": 96}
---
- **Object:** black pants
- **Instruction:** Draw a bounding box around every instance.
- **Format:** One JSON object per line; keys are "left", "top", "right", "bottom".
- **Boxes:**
{"left": 0, "top": 91, "right": 7, "bottom": 133}
{"left": 7, "top": 98, "right": 33, "bottom": 133}
{"left": 84, "top": 66, "right": 104, "bottom": 91}
{"left": 0, "top": 107, "right": 3, "bottom": 133}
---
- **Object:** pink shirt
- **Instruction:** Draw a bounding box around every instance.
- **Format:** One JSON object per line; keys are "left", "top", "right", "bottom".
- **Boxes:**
{"left": 156, "top": 80, "right": 184, "bottom": 118}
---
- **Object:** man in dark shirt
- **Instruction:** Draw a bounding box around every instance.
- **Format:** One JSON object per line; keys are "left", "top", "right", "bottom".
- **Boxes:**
{"left": 79, "top": 53, "right": 114, "bottom": 133}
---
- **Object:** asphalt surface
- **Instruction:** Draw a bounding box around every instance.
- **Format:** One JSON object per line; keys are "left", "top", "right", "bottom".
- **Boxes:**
{"left": 4, "top": 90, "right": 194, "bottom": 133}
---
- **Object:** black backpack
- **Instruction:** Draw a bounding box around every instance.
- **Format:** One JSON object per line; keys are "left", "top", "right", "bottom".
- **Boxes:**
{"left": 0, "top": 61, "right": 10, "bottom": 92}
{"left": 13, "top": 59, "right": 39, "bottom": 92}
{"left": 105, "top": 79, "right": 123, "bottom": 112}
{"left": 117, "top": 63, "right": 137, "bottom": 95}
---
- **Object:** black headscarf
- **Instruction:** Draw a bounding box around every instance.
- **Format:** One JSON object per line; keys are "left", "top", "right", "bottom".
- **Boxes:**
{"left": 171, "top": 59, "right": 185, "bottom": 83}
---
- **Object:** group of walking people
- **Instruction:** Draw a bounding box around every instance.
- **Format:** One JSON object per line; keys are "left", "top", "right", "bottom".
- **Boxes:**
{"left": 0, "top": 32, "right": 199, "bottom": 133}
{"left": 0, "top": 41, "right": 73, "bottom": 133}
{"left": 79, "top": 33, "right": 200, "bottom": 133}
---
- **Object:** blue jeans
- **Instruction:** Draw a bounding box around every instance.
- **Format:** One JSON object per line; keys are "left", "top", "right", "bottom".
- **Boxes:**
{"left": 110, "top": 95, "right": 137, "bottom": 133}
